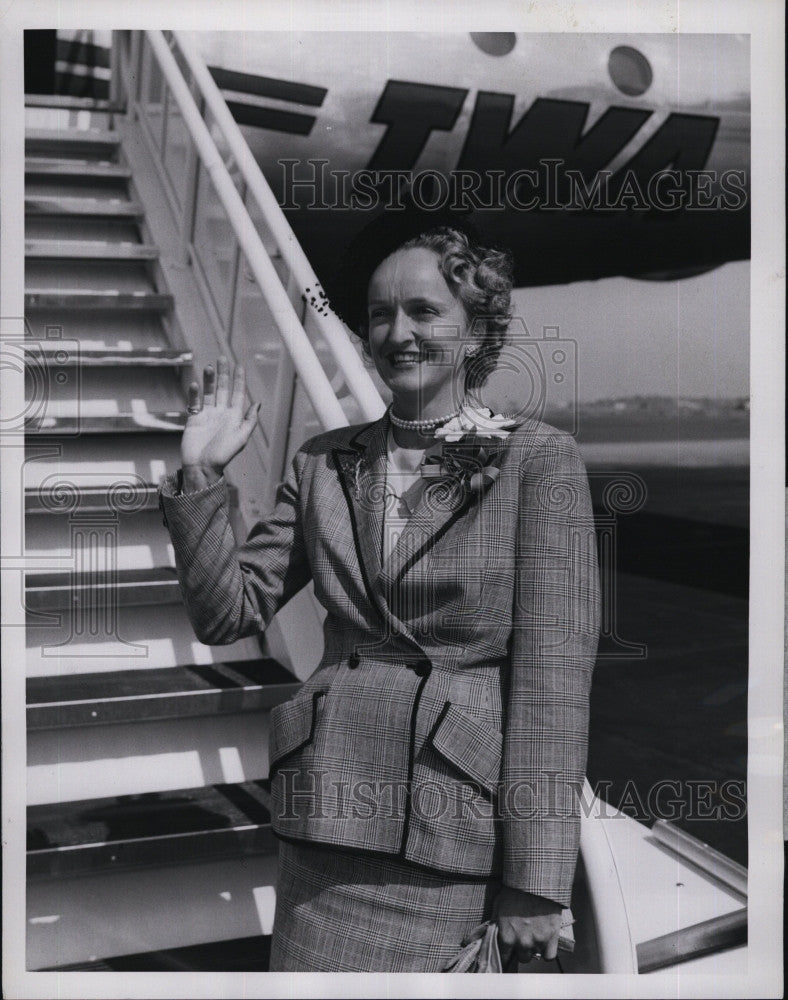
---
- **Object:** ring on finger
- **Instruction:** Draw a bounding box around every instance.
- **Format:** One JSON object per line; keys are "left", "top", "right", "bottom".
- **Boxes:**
{"left": 187, "top": 404, "right": 202, "bottom": 415}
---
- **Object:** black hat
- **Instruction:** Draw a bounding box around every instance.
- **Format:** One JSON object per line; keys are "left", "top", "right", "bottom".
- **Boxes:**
{"left": 324, "top": 199, "right": 480, "bottom": 334}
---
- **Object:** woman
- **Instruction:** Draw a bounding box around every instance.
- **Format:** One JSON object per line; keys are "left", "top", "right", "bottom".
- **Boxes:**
{"left": 159, "top": 225, "right": 600, "bottom": 972}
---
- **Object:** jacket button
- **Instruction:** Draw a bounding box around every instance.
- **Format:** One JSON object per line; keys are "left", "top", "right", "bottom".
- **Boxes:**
{"left": 348, "top": 652, "right": 360, "bottom": 669}
{"left": 413, "top": 657, "right": 431, "bottom": 678}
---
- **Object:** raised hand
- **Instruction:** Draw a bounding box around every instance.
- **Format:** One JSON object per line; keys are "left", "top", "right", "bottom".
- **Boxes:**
{"left": 181, "top": 357, "right": 260, "bottom": 480}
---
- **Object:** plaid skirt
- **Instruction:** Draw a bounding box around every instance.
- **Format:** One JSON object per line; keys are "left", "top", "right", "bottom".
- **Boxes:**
{"left": 269, "top": 840, "right": 501, "bottom": 972}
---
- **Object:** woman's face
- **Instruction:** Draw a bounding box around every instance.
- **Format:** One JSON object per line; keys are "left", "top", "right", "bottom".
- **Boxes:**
{"left": 366, "top": 246, "right": 470, "bottom": 414}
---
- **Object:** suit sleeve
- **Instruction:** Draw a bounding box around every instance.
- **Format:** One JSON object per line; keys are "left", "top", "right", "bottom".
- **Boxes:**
{"left": 158, "top": 452, "right": 312, "bottom": 645}
{"left": 501, "top": 432, "right": 601, "bottom": 906}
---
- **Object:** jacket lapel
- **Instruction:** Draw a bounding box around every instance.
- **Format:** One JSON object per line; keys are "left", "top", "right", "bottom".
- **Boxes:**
{"left": 333, "top": 416, "right": 388, "bottom": 588}
{"left": 333, "top": 415, "right": 498, "bottom": 638}
{"left": 382, "top": 432, "right": 511, "bottom": 588}
{"left": 379, "top": 473, "right": 474, "bottom": 588}
{"left": 334, "top": 414, "right": 418, "bottom": 650}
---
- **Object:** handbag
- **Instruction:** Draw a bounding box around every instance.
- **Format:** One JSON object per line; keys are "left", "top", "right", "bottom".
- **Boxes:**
{"left": 442, "top": 921, "right": 505, "bottom": 973}
{"left": 442, "top": 913, "right": 576, "bottom": 973}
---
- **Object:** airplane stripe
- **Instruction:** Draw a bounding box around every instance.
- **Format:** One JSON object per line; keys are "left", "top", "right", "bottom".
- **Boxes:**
{"left": 55, "top": 73, "right": 109, "bottom": 100}
{"left": 225, "top": 100, "right": 316, "bottom": 136}
{"left": 209, "top": 66, "right": 327, "bottom": 108}
{"left": 55, "top": 38, "right": 110, "bottom": 69}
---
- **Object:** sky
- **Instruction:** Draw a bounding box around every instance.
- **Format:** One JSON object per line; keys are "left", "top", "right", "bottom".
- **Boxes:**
{"left": 510, "top": 259, "right": 749, "bottom": 403}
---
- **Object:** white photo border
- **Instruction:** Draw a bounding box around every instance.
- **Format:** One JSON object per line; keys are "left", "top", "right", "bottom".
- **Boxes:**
{"left": 1, "top": 1, "right": 783, "bottom": 997}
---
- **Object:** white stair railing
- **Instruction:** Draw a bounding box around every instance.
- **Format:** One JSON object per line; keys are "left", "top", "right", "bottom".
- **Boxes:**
{"left": 146, "top": 30, "right": 354, "bottom": 432}
{"left": 114, "top": 29, "right": 356, "bottom": 675}
{"left": 116, "top": 29, "right": 384, "bottom": 448}
{"left": 173, "top": 30, "right": 385, "bottom": 424}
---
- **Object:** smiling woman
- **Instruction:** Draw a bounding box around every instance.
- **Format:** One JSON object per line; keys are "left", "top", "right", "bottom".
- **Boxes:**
{"left": 158, "top": 220, "right": 600, "bottom": 972}
{"left": 363, "top": 230, "right": 513, "bottom": 427}
{"left": 366, "top": 245, "right": 467, "bottom": 408}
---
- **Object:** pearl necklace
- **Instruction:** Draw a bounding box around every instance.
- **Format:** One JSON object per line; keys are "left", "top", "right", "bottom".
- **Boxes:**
{"left": 389, "top": 405, "right": 460, "bottom": 433}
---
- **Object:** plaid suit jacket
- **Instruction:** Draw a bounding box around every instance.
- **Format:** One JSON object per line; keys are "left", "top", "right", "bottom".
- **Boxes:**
{"left": 159, "top": 413, "right": 600, "bottom": 906}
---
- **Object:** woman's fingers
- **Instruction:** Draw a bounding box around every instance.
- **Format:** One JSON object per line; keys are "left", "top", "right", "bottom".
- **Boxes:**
{"left": 230, "top": 364, "right": 246, "bottom": 411}
{"left": 237, "top": 402, "right": 261, "bottom": 446}
{"left": 494, "top": 890, "right": 562, "bottom": 967}
{"left": 186, "top": 381, "right": 201, "bottom": 415}
{"left": 200, "top": 357, "right": 250, "bottom": 415}
{"left": 222, "top": 402, "right": 260, "bottom": 463}
{"left": 215, "top": 356, "right": 230, "bottom": 407}
{"left": 513, "top": 933, "right": 536, "bottom": 963}
{"left": 542, "top": 936, "right": 559, "bottom": 962}
{"left": 516, "top": 931, "right": 558, "bottom": 964}
{"left": 202, "top": 364, "right": 216, "bottom": 406}
{"left": 499, "top": 927, "right": 556, "bottom": 966}
{"left": 497, "top": 927, "right": 517, "bottom": 968}
{"left": 242, "top": 400, "right": 260, "bottom": 426}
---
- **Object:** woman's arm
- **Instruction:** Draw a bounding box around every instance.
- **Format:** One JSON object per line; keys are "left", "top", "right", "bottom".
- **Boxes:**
{"left": 497, "top": 429, "right": 601, "bottom": 962}
{"left": 159, "top": 358, "right": 312, "bottom": 644}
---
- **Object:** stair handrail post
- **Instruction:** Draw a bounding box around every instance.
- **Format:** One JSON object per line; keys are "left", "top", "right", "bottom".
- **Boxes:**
{"left": 109, "top": 31, "right": 123, "bottom": 112}
{"left": 130, "top": 30, "right": 143, "bottom": 111}
{"left": 145, "top": 30, "right": 348, "bottom": 432}
{"left": 177, "top": 83, "right": 203, "bottom": 271}
{"left": 171, "top": 30, "right": 386, "bottom": 424}
{"left": 264, "top": 268, "right": 302, "bottom": 508}
{"left": 224, "top": 177, "right": 246, "bottom": 343}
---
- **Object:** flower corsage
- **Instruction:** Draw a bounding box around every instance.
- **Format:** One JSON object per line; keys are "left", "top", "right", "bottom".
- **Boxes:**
{"left": 420, "top": 403, "right": 520, "bottom": 493}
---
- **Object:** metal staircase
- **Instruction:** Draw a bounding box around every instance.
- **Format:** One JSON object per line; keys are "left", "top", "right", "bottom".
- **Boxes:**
{"left": 23, "top": 32, "right": 383, "bottom": 970}
{"left": 23, "top": 107, "right": 290, "bottom": 969}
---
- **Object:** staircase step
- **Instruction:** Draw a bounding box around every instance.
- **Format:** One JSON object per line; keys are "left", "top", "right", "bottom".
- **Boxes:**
{"left": 27, "top": 857, "right": 278, "bottom": 970}
{"left": 25, "top": 95, "right": 123, "bottom": 113}
{"left": 27, "top": 780, "right": 275, "bottom": 878}
{"left": 26, "top": 195, "right": 143, "bottom": 217}
{"left": 26, "top": 482, "right": 160, "bottom": 514}
{"left": 25, "top": 567, "right": 182, "bottom": 610}
{"left": 27, "top": 165, "right": 130, "bottom": 189}
{"left": 22, "top": 342, "right": 191, "bottom": 366}
{"left": 40, "top": 934, "right": 273, "bottom": 972}
{"left": 26, "top": 216, "right": 141, "bottom": 243}
{"left": 24, "top": 433, "right": 183, "bottom": 484}
{"left": 27, "top": 659, "right": 299, "bottom": 729}
{"left": 25, "top": 290, "right": 173, "bottom": 310}
{"left": 23, "top": 365, "right": 187, "bottom": 433}
{"left": 26, "top": 157, "right": 131, "bottom": 179}
{"left": 25, "top": 506, "right": 176, "bottom": 573}
{"left": 26, "top": 128, "right": 120, "bottom": 157}
{"left": 26, "top": 240, "right": 158, "bottom": 260}
{"left": 25, "top": 482, "right": 233, "bottom": 520}
{"left": 27, "top": 178, "right": 132, "bottom": 201}
{"left": 26, "top": 258, "right": 156, "bottom": 292}
{"left": 25, "top": 412, "right": 187, "bottom": 435}
{"left": 26, "top": 599, "right": 262, "bottom": 677}
{"left": 24, "top": 310, "right": 178, "bottom": 353}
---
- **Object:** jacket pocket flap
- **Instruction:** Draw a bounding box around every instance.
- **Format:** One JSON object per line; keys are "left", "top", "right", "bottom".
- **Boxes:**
{"left": 430, "top": 704, "right": 503, "bottom": 793}
{"left": 269, "top": 690, "right": 324, "bottom": 770}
